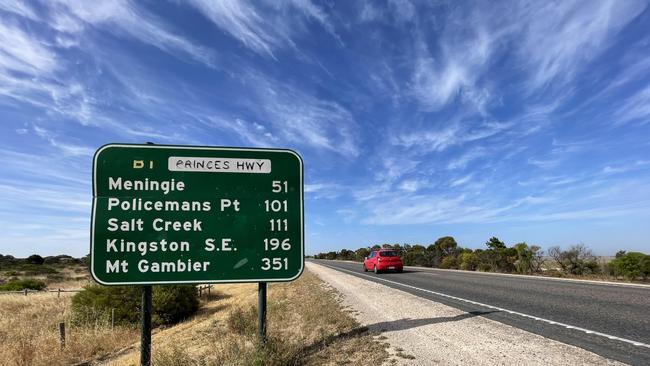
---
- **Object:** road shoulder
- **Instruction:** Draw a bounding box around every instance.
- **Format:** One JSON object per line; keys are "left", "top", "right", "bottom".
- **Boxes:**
{"left": 307, "top": 262, "right": 625, "bottom": 366}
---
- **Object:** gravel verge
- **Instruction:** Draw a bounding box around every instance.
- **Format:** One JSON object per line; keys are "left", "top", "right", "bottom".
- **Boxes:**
{"left": 307, "top": 262, "right": 626, "bottom": 366}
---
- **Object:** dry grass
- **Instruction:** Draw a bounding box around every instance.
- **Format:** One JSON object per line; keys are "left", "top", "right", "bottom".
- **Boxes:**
{"left": 0, "top": 291, "right": 138, "bottom": 366}
{"left": 1, "top": 268, "right": 388, "bottom": 365}
{"left": 108, "top": 269, "right": 388, "bottom": 366}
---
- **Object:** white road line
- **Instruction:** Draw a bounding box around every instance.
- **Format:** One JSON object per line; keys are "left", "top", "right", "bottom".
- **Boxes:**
{"left": 319, "top": 263, "right": 650, "bottom": 350}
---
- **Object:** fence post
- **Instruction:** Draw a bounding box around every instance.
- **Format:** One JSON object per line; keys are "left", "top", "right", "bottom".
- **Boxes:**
{"left": 111, "top": 308, "right": 115, "bottom": 330}
{"left": 24, "top": 288, "right": 27, "bottom": 296}
{"left": 59, "top": 322, "right": 65, "bottom": 350}
{"left": 208, "top": 285, "right": 211, "bottom": 296}
{"left": 58, "top": 288, "right": 61, "bottom": 298}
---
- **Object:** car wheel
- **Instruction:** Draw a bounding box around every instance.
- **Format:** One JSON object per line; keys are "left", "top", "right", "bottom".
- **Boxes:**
{"left": 397, "top": 268, "right": 403, "bottom": 273}
{"left": 374, "top": 265, "right": 379, "bottom": 274}
{"left": 363, "top": 264, "right": 368, "bottom": 272}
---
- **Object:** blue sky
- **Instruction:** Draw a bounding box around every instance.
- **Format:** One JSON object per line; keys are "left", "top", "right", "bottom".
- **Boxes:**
{"left": 1, "top": 0, "right": 649, "bottom": 257}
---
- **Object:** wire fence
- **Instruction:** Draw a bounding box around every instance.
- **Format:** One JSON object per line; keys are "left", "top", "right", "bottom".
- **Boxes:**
{"left": 0, "top": 284, "right": 214, "bottom": 297}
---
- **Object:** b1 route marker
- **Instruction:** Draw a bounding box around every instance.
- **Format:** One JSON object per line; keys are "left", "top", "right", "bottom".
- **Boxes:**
{"left": 90, "top": 143, "right": 304, "bottom": 285}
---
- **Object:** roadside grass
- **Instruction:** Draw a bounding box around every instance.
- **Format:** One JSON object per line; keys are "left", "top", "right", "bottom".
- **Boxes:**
{"left": 0, "top": 291, "right": 138, "bottom": 366}
{"left": 111, "top": 269, "right": 389, "bottom": 365}
{"left": 1, "top": 268, "right": 388, "bottom": 365}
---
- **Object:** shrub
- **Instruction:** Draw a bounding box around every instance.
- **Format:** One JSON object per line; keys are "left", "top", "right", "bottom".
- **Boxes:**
{"left": 26, "top": 254, "right": 44, "bottom": 265}
{"left": 152, "top": 285, "right": 200, "bottom": 326}
{"left": 72, "top": 285, "right": 199, "bottom": 327}
{"left": 440, "top": 256, "right": 458, "bottom": 269}
{"left": 458, "top": 251, "right": 479, "bottom": 271}
{"left": 0, "top": 278, "right": 47, "bottom": 291}
{"left": 548, "top": 244, "right": 601, "bottom": 275}
{"left": 609, "top": 252, "right": 650, "bottom": 280}
{"left": 227, "top": 306, "right": 257, "bottom": 335}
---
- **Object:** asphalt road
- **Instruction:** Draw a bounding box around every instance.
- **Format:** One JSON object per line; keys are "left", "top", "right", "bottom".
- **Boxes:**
{"left": 311, "top": 259, "right": 650, "bottom": 366}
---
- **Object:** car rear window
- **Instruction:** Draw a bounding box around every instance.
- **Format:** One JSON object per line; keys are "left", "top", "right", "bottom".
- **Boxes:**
{"left": 379, "top": 251, "right": 398, "bottom": 257}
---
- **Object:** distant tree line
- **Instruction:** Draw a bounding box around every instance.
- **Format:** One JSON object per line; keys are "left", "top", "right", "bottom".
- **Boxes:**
{"left": 313, "top": 236, "right": 650, "bottom": 281}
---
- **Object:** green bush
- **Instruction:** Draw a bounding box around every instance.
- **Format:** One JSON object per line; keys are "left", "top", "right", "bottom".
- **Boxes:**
{"left": 26, "top": 254, "right": 45, "bottom": 265}
{"left": 0, "top": 278, "right": 47, "bottom": 291}
{"left": 72, "top": 285, "right": 199, "bottom": 327}
{"left": 440, "top": 256, "right": 458, "bottom": 269}
{"left": 152, "top": 286, "right": 200, "bottom": 326}
{"left": 609, "top": 252, "right": 650, "bottom": 280}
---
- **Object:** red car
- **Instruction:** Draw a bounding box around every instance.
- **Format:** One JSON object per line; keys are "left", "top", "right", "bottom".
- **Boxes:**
{"left": 363, "top": 250, "right": 403, "bottom": 273}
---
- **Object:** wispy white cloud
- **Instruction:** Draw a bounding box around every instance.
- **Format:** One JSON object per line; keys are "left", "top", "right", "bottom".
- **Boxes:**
{"left": 0, "top": 20, "right": 58, "bottom": 75}
{"left": 410, "top": 28, "right": 494, "bottom": 112}
{"left": 358, "top": 1, "right": 383, "bottom": 22}
{"left": 613, "top": 85, "right": 650, "bottom": 125}
{"left": 49, "top": 0, "right": 217, "bottom": 67}
{"left": 241, "top": 71, "right": 360, "bottom": 156}
{"left": 0, "top": 149, "right": 88, "bottom": 185}
{"left": 601, "top": 160, "right": 650, "bottom": 175}
{"left": 0, "top": 0, "right": 38, "bottom": 20}
{"left": 398, "top": 178, "right": 429, "bottom": 192}
{"left": 188, "top": 0, "right": 339, "bottom": 58}
{"left": 32, "top": 125, "right": 94, "bottom": 157}
{"left": 202, "top": 116, "right": 279, "bottom": 147}
{"left": 449, "top": 174, "right": 473, "bottom": 187}
{"left": 304, "top": 182, "right": 344, "bottom": 199}
{"left": 361, "top": 185, "right": 649, "bottom": 226}
{"left": 392, "top": 120, "right": 512, "bottom": 153}
{"left": 514, "top": 0, "right": 646, "bottom": 90}
{"left": 527, "top": 157, "right": 562, "bottom": 170}
{"left": 447, "top": 147, "right": 486, "bottom": 170}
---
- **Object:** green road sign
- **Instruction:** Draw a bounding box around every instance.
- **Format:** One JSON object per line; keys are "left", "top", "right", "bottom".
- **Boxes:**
{"left": 91, "top": 144, "right": 304, "bottom": 285}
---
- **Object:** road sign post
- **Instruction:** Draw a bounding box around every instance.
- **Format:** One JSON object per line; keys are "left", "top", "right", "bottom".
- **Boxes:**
{"left": 91, "top": 143, "right": 304, "bottom": 364}
{"left": 258, "top": 282, "right": 267, "bottom": 344}
{"left": 140, "top": 285, "right": 152, "bottom": 366}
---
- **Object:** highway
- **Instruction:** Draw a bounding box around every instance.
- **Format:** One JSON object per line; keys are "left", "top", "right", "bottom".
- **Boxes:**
{"left": 311, "top": 259, "right": 650, "bottom": 366}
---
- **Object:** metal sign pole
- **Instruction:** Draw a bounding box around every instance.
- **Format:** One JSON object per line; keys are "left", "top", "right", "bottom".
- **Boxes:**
{"left": 141, "top": 285, "right": 152, "bottom": 366}
{"left": 258, "top": 282, "right": 267, "bottom": 345}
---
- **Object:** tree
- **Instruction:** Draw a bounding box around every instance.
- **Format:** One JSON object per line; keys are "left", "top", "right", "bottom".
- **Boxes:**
{"left": 401, "top": 245, "right": 428, "bottom": 266}
{"left": 514, "top": 243, "right": 533, "bottom": 274}
{"left": 338, "top": 249, "right": 356, "bottom": 260}
{"left": 548, "top": 244, "right": 599, "bottom": 275}
{"left": 355, "top": 248, "right": 370, "bottom": 261}
{"left": 26, "top": 254, "right": 44, "bottom": 265}
{"left": 482, "top": 237, "right": 514, "bottom": 272}
{"left": 530, "top": 245, "right": 545, "bottom": 273}
{"left": 433, "top": 236, "right": 458, "bottom": 256}
{"left": 485, "top": 237, "right": 506, "bottom": 250}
